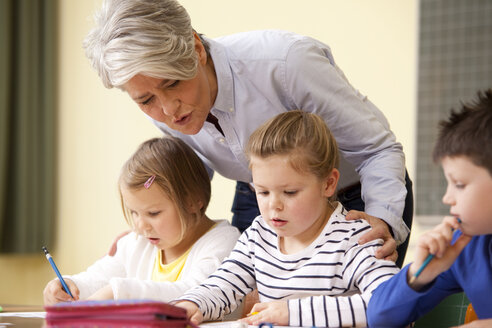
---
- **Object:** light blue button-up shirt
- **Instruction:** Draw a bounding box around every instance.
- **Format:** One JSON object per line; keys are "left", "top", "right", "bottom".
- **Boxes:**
{"left": 151, "top": 30, "right": 409, "bottom": 243}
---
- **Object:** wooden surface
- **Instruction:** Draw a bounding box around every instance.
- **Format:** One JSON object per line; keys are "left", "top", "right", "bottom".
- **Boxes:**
{"left": 0, "top": 304, "right": 45, "bottom": 327}
{"left": 1, "top": 304, "right": 44, "bottom": 312}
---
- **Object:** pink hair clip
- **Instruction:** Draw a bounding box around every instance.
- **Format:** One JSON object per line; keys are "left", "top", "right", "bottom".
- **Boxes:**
{"left": 144, "top": 175, "right": 156, "bottom": 189}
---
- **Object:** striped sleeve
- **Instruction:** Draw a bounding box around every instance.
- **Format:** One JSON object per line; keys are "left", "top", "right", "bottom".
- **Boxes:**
{"left": 288, "top": 238, "right": 399, "bottom": 327}
{"left": 176, "top": 227, "right": 258, "bottom": 321}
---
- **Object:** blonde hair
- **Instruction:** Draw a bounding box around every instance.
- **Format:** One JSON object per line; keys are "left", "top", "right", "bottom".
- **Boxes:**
{"left": 246, "top": 110, "right": 339, "bottom": 180}
{"left": 119, "top": 137, "right": 211, "bottom": 240}
{"left": 83, "top": 0, "right": 201, "bottom": 88}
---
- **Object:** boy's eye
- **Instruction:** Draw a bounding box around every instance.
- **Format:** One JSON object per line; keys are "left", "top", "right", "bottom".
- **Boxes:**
{"left": 257, "top": 191, "right": 269, "bottom": 196}
{"left": 455, "top": 183, "right": 465, "bottom": 189}
{"left": 284, "top": 190, "right": 298, "bottom": 195}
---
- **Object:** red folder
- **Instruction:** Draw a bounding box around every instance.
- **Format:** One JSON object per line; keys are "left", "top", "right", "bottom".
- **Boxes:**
{"left": 44, "top": 299, "right": 198, "bottom": 327}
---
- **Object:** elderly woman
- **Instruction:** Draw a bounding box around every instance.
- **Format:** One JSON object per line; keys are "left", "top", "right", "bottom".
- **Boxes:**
{"left": 84, "top": 0, "right": 413, "bottom": 266}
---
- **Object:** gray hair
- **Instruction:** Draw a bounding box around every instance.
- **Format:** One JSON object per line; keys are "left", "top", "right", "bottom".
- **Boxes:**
{"left": 83, "top": 0, "right": 198, "bottom": 88}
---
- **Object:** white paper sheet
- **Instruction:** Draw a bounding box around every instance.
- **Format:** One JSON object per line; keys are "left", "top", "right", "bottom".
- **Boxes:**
{"left": 0, "top": 312, "right": 46, "bottom": 318}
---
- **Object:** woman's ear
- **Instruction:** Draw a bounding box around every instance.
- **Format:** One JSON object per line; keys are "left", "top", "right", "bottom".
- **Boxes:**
{"left": 323, "top": 168, "right": 340, "bottom": 198}
{"left": 194, "top": 32, "right": 207, "bottom": 65}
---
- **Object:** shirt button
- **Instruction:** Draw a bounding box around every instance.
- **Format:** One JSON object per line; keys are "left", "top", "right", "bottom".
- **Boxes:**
{"left": 219, "top": 138, "right": 225, "bottom": 143}
{"left": 229, "top": 107, "right": 234, "bottom": 112}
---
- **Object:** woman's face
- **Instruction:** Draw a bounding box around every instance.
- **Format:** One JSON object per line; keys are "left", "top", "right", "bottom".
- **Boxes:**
{"left": 123, "top": 36, "right": 217, "bottom": 135}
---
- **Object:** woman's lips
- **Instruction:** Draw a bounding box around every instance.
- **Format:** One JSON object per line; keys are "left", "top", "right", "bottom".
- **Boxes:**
{"left": 174, "top": 113, "right": 191, "bottom": 126}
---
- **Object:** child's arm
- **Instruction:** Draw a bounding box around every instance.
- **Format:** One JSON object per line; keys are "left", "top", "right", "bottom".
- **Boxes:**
{"left": 458, "top": 319, "right": 492, "bottom": 327}
{"left": 43, "top": 235, "right": 129, "bottom": 304}
{"left": 66, "top": 233, "right": 133, "bottom": 299}
{"left": 175, "top": 230, "right": 257, "bottom": 322}
{"left": 408, "top": 216, "right": 471, "bottom": 290}
{"left": 174, "top": 301, "right": 203, "bottom": 325}
{"left": 86, "top": 285, "right": 114, "bottom": 301}
{"left": 367, "top": 217, "right": 472, "bottom": 327}
{"left": 107, "top": 222, "right": 240, "bottom": 301}
{"left": 246, "top": 238, "right": 399, "bottom": 327}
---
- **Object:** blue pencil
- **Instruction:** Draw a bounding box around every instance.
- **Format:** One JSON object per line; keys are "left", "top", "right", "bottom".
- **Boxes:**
{"left": 42, "top": 246, "right": 74, "bottom": 299}
{"left": 409, "top": 218, "right": 461, "bottom": 285}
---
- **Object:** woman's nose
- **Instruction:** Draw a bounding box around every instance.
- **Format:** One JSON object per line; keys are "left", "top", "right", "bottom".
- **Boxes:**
{"left": 158, "top": 95, "right": 180, "bottom": 117}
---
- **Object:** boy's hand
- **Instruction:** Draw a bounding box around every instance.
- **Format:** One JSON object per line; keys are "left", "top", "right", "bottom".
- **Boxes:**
{"left": 87, "top": 285, "right": 114, "bottom": 300}
{"left": 240, "top": 300, "right": 288, "bottom": 326}
{"left": 43, "top": 278, "right": 79, "bottom": 305}
{"left": 454, "top": 318, "right": 492, "bottom": 327}
{"left": 346, "top": 210, "right": 398, "bottom": 262}
{"left": 174, "top": 301, "right": 203, "bottom": 324}
{"left": 408, "top": 216, "right": 471, "bottom": 290}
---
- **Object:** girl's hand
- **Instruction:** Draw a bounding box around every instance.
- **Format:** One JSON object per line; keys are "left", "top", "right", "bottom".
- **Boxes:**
{"left": 43, "top": 278, "right": 79, "bottom": 305}
{"left": 87, "top": 285, "right": 114, "bottom": 300}
{"left": 174, "top": 301, "right": 203, "bottom": 325}
{"left": 240, "top": 300, "right": 288, "bottom": 326}
{"left": 408, "top": 216, "right": 471, "bottom": 289}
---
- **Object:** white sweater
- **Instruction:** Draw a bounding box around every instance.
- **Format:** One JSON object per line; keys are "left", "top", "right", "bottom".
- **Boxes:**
{"left": 68, "top": 220, "right": 240, "bottom": 302}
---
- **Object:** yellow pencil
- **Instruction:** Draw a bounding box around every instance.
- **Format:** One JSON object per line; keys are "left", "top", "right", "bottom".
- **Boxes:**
{"left": 247, "top": 311, "right": 259, "bottom": 317}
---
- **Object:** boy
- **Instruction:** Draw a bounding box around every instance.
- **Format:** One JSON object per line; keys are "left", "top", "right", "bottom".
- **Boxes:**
{"left": 367, "top": 90, "right": 492, "bottom": 327}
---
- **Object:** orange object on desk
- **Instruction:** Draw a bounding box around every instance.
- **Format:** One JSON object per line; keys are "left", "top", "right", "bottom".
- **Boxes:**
{"left": 464, "top": 303, "right": 478, "bottom": 324}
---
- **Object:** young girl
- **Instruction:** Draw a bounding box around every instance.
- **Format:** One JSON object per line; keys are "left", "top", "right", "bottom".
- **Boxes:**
{"left": 175, "top": 111, "right": 400, "bottom": 327}
{"left": 43, "top": 137, "right": 240, "bottom": 305}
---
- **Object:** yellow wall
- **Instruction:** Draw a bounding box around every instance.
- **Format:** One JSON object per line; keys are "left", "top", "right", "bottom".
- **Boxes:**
{"left": 0, "top": 0, "right": 417, "bottom": 305}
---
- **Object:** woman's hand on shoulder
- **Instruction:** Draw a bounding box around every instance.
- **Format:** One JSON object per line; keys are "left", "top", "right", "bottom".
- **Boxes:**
{"left": 345, "top": 210, "right": 398, "bottom": 262}
{"left": 107, "top": 230, "right": 131, "bottom": 256}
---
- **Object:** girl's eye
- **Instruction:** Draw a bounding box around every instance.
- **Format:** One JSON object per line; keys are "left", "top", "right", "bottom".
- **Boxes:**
{"left": 149, "top": 211, "right": 161, "bottom": 217}
{"left": 141, "top": 96, "right": 154, "bottom": 106}
{"left": 284, "top": 190, "right": 297, "bottom": 195}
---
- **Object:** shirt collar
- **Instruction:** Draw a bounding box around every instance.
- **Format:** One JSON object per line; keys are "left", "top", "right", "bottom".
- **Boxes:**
{"left": 204, "top": 36, "right": 234, "bottom": 114}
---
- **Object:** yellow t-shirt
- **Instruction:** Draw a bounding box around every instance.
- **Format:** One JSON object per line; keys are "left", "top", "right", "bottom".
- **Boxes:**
{"left": 152, "top": 248, "right": 192, "bottom": 282}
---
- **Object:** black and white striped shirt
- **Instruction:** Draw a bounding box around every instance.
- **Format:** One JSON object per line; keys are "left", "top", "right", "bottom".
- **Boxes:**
{"left": 178, "top": 203, "right": 399, "bottom": 327}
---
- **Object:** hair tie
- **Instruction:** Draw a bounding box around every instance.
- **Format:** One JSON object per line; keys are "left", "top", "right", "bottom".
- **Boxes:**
{"left": 144, "top": 175, "right": 156, "bottom": 189}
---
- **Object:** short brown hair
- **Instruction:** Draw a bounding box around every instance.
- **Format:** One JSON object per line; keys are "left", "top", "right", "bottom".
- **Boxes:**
{"left": 119, "top": 137, "right": 211, "bottom": 239}
{"left": 433, "top": 89, "right": 492, "bottom": 175}
{"left": 246, "top": 110, "right": 339, "bottom": 179}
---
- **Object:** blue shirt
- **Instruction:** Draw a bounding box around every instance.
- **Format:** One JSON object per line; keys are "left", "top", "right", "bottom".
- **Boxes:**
{"left": 367, "top": 232, "right": 492, "bottom": 327}
{"left": 151, "top": 30, "right": 409, "bottom": 243}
